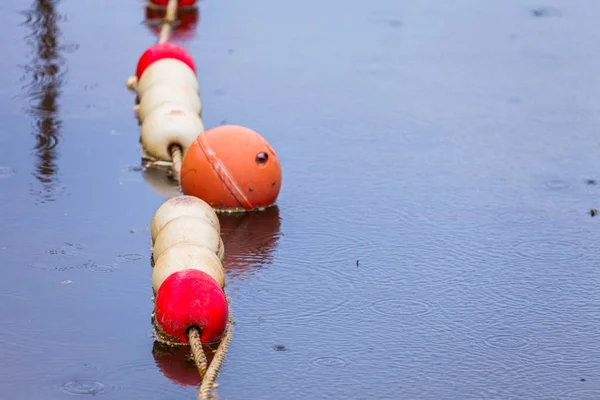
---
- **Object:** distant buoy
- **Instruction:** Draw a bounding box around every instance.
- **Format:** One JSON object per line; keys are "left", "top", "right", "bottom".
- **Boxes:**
{"left": 155, "top": 269, "right": 228, "bottom": 344}
{"left": 180, "top": 125, "right": 282, "bottom": 212}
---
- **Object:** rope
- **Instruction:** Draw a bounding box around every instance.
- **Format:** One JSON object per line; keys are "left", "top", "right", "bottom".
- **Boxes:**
{"left": 169, "top": 144, "right": 183, "bottom": 183}
{"left": 158, "top": 0, "right": 179, "bottom": 44}
{"left": 199, "top": 296, "right": 234, "bottom": 400}
{"left": 188, "top": 327, "right": 208, "bottom": 377}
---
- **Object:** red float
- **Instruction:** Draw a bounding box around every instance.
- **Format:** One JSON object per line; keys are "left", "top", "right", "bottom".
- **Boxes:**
{"left": 155, "top": 269, "right": 228, "bottom": 344}
{"left": 149, "top": 0, "right": 197, "bottom": 7}
{"left": 180, "top": 125, "right": 282, "bottom": 212}
{"left": 136, "top": 42, "right": 196, "bottom": 80}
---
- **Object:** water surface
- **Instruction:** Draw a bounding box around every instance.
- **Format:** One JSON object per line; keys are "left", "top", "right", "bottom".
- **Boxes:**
{"left": 1, "top": 0, "right": 599, "bottom": 399}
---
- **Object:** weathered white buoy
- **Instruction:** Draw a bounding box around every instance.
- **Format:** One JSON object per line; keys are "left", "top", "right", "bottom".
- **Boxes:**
{"left": 141, "top": 103, "right": 205, "bottom": 161}
{"left": 151, "top": 195, "right": 220, "bottom": 244}
{"left": 152, "top": 243, "right": 225, "bottom": 294}
{"left": 137, "top": 58, "right": 199, "bottom": 98}
{"left": 138, "top": 83, "right": 202, "bottom": 123}
{"left": 153, "top": 216, "right": 220, "bottom": 263}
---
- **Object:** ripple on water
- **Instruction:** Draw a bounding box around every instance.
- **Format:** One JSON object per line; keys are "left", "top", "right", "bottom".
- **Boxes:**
{"left": 280, "top": 228, "right": 380, "bottom": 265}
{"left": 116, "top": 253, "right": 145, "bottom": 263}
{"left": 369, "top": 299, "right": 441, "bottom": 318}
{"left": 241, "top": 262, "right": 355, "bottom": 326}
{"left": 311, "top": 356, "right": 348, "bottom": 368}
{"left": 510, "top": 239, "right": 593, "bottom": 264}
{"left": 560, "top": 389, "right": 600, "bottom": 399}
{"left": 531, "top": 344, "right": 599, "bottom": 371}
{"left": 59, "top": 380, "right": 109, "bottom": 396}
{"left": 87, "top": 263, "right": 119, "bottom": 273}
{"left": 483, "top": 334, "right": 531, "bottom": 350}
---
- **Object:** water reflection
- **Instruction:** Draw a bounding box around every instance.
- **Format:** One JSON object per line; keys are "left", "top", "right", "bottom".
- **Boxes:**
{"left": 220, "top": 206, "right": 282, "bottom": 281}
{"left": 152, "top": 341, "right": 216, "bottom": 387}
{"left": 21, "top": 0, "right": 66, "bottom": 204}
{"left": 144, "top": 6, "right": 199, "bottom": 42}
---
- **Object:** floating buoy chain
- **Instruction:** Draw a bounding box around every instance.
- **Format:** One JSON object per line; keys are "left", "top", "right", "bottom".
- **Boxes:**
{"left": 150, "top": 196, "right": 231, "bottom": 399}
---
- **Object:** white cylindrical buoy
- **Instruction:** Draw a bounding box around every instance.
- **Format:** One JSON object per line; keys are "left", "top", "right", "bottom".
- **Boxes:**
{"left": 152, "top": 243, "right": 226, "bottom": 294}
{"left": 151, "top": 195, "right": 220, "bottom": 244}
{"left": 138, "top": 83, "right": 202, "bottom": 123}
{"left": 153, "top": 215, "right": 220, "bottom": 263}
{"left": 137, "top": 58, "right": 199, "bottom": 98}
{"left": 141, "top": 103, "right": 205, "bottom": 161}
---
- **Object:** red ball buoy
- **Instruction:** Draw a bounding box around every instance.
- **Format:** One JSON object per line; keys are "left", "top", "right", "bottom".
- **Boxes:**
{"left": 136, "top": 42, "right": 196, "bottom": 80}
{"left": 155, "top": 269, "right": 228, "bottom": 344}
{"left": 149, "top": 0, "right": 197, "bottom": 8}
{"left": 180, "top": 125, "right": 282, "bottom": 212}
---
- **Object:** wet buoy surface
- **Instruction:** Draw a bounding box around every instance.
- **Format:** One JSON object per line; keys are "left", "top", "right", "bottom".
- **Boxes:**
{"left": 151, "top": 195, "right": 220, "bottom": 243}
{"left": 136, "top": 42, "right": 196, "bottom": 79}
{"left": 153, "top": 215, "right": 221, "bottom": 263}
{"left": 180, "top": 125, "right": 282, "bottom": 212}
{"left": 155, "top": 269, "right": 228, "bottom": 344}
{"left": 152, "top": 242, "right": 226, "bottom": 293}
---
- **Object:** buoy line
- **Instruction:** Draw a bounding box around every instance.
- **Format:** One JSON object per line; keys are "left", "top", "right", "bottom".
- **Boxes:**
{"left": 126, "top": 0, "right": 285, "bottom": 397}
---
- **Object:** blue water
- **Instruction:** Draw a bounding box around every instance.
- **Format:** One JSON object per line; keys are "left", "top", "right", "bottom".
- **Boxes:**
{"left": 0, "top": 0, "right": 599, "bottom": 399}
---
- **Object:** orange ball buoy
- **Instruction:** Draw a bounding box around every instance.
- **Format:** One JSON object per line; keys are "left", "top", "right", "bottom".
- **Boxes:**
{"left": 180, "top": 125, "right": 282, "bottom": 212}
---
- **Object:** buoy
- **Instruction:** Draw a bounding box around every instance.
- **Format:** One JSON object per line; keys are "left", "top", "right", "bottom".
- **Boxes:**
{"left": 151, "top": 195, "right": 220, "bottom": 243}
{"left": 180, "top": 125, "right": 282, "bottom": 212}
{"left": 155, "top": 269, "right": 228, "bottom": 344}
{"left": 153, "top": 216, "right": 220, "bottom": 263}
{"left": 137, "top": 58, "right": 199, "bottom": 98}
{"left": 149, "top": 0, "right": 197, "bottom": 8}
{"left": 136, "top": 42, "right": 196, "bottom": 80}
{"left": 152, "top": 243, "right": 226, "bottom": 294}
{"left": 138, "top": 83, "right": 201, "bottom": 123}
{"left": 141, "top": 103, "right": 205, "bottom": 161}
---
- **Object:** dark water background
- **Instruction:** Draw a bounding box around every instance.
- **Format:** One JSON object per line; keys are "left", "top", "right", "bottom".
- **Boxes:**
{"left": 1, "top": 0, "right": 599, "bottom": 399}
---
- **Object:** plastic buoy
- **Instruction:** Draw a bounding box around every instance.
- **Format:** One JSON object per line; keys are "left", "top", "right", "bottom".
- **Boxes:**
{"left": 153, "top": 216, "right": 220, "bottom": 263}
{"left": 138, "top": 83, "right": 201, "bottom": 123}
{"left": 141, "top": 103, "right": 205, "bottom": 161}
{"left": 153, "top": 243, "right": 226, "bottom": 294}
{"left": 180, "top": 125, "right": 282, "bottom": 212}
{"left": 149, "top": 0, "right": 197, "bottom": 8}
{"left": 151, "top": 195, "right": 220, "bottom": 243}
{"left": 137, "top": 58, "right": 199, "bottom": 98}
{"left": 155, "top": 269, "right": 228, "bottom": 344}
{"left": 136, "top": 42, "right": 196, "bottom": 79}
